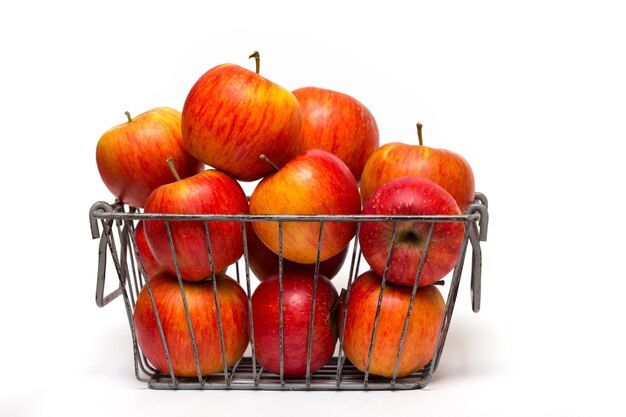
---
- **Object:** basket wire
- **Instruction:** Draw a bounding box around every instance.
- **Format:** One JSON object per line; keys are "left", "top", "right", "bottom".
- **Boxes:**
{"left": 89, "top": 193, "right": 488, "bottom": 390}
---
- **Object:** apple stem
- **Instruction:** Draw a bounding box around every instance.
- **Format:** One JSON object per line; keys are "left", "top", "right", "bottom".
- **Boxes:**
{"left": 166, "top": 157, "right": 181, "bottom": 181}
{"left": 259, "top": 154, "right": 279, "bottom": 171}
{"left": 249, "top": 51, "right": 260, "bottom": 74}
{"left": 125, "top": 111, "right": 132, "bottom": 123}
{"left": 416, "top": 123, "right": 423, "bottom": 146}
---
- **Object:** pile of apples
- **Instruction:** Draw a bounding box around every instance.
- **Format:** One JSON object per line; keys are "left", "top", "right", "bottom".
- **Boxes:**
{"left": 96, "top": 52, "right": 476, "bottom": 380}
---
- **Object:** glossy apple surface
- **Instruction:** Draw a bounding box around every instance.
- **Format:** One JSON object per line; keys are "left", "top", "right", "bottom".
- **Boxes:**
{"left": 292, "top": 87, "right": 379, "bottom": 182}
{"left": 96, "top": 107, "right": 204, "bottom": 208}
{"left": 249, "top": 149, "right": 361, "bottom": 264}
{"left": 359, "top": 176, "right": 464, "bottom": 287}
{"left": 360, "top": 135, "right": 475, "bottom": 211}
{"left": 133, "top": 272, "right": 249, "bottom": 377}
{"left": 245, "top": 225, "right": 348, "bottom": 281}
{"left": 182, "top": 63, "right": 301, "bottom": 181}
{"left": 144, "top": 169, "right": 249, "bottom": 282}
{"left": 340, "top": 270, "right": 445, "bottom": 378}
{"left": 251, "top": 271, "right": 339, "bottom": 377}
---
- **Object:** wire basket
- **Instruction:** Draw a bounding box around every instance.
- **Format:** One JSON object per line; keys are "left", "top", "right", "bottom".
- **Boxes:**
{"left": 89, "top": 192, "right": 488, "bottom": 391}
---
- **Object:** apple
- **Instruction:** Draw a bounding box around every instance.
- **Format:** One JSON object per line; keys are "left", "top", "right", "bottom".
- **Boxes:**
{"left": 181, "top": 52, "right": 301, "bottom": 181}
{"left": 96, "top": 107, "right": 204, "bottom": 208}
{"left": 292, "top": 87, "right": 379, "bottom": 182}
{"left": 360, "top": 123, "right": 475, "bottom": 211}
{"left": 245, "top": 225, "right": 348, "bottom": 281}
{"left": 133, "top": 220, "right": 165, "bottom": 280}
{"left": 144, "top": 165, "right": 249, "bottom": 282}
{"left": 133, "top": 271, "right": 249, "bottom": 377}
{"left": 359, "top": 176, "right": 464, "bottom": 288}
{"left": 251, "top": 271, "right": 339, "bottom": 377}
{"left": 249, "top": 149, "right": 361, "bottom": 264}
{"left": 340, "top": 270, "right": 445, "bottom": 378}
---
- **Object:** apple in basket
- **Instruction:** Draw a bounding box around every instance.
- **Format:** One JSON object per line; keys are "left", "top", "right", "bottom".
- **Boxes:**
{"left": 292, "top": 86, "right": 379, "bottom": 182}
{"left": 359, "top": 176, "right": 465, "bottom": 288}
{"left": 96, "top": 107, "right": 204, "bottom": 208}
{"left": 133, "top": 272, "right": 249, "bottom": 377}
{"left": 251, "top": 270, "right": 339, "bottom": 377}
{"left": 249, "top": 148, "right": 361, "bottom": 264}
{"left": 245, "top": 225, "right": 348, "bottom": 281}
{"left": 360, "top": 123, "right": 475, "bottom": 211}
{"left": 144, "top": 162, "right": 249, "bottom": 281}
{"left": 340, "top": 270, "right": 445, "bottom": 378}
{"left": 181, "top": 52, "right": 301, "bottom": 181}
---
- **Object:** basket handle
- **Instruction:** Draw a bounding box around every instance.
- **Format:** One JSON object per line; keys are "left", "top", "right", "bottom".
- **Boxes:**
{"left": 465, "top": 195, "right": 489, "bottom": 313}
{"left": 90, "top": 201, "right": 124, "bottom": 307}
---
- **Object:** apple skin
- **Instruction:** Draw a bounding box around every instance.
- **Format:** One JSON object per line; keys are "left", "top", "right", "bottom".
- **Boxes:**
{"left": 181, "top": 63, "right": 301, "bottom": 181}
{"left": 340, "top": 270, "right": 445, "bottom": 378}
{"left": 360, "top": 141, "right": 475, "bottom": 211}
{"left": 96, "top": 107, "right": 204, "bottom": 208}
{"left": 251, "top": 271, "right": 339, "bottom": 377}
{"left": 133, "top": 272, "right": 249, "bottom": 377}
{"left": 134, "top": 220, "right": 165, "bottom": 280}
{"left": 144, "top": 169, "right": 249, "bottom": 282}
{"left": 245, "top": 225, "right": 348, "bottom": 281}
{"left": 292, "top": 87, "right": 379, "bottom": 182}
{"left": 359, "top": 176, "right": 464, "bottom": 288}
{"left": 249, "top": 149, "right": 361, "bottom": 264}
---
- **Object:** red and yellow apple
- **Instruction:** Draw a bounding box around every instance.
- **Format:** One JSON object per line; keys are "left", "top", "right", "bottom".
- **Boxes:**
{"left": 96, "top": 107, "right": 204, "bottom": 208}
{"left": 181, "top": 59, "right": 301, "bottom": 181}
{"left": 133, "top": 272, "right": 249, "bottom": 377}
{"left": 144, "top": 168, "right": 249, "bottom": 282}
{"left": 359, "top": 176, "right": 464, "bottom": 288}
{"left": 249, "top": 149, "right": 361, "bottom": 264}
{"left": 292, "top": 87, "right": 379, "bottom": 182}
{"left": 360, "top": 124, "right": 475, "bottom": 211}
{"left": 340, "top": 270, "right": 445, "bottom": 378}
{"left": 245, "top": 225, "right": 348, "bottom": 281}
{"left": 251, "top": 270, "right": 339, "bottom": 377}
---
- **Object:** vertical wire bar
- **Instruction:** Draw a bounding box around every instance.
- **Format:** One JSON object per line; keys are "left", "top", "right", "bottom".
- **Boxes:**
{"left": 240, "top": 222, "right": 258, "bottom": 386}
{"left": 104, "top": 220, "right": 151, "bottom": 382}
{"left": 109, "top": 218, "right": 173, "bottom": 383}
{"left": 429, "top": 222, "right": 471, "bottom": 376}
{"left": 204, "top": 221, "right": 230, "bottom": 386}
{"left": 278, "top": 221, "right": 285, "bottom": 386}
{"left": 305, "top": 221, "right": 325, "bottom": 386}
{"left": 391, "top": 222, "right": 435, "bottom": 386}
{"left": 336, "top": 221, "right": 361, "bottom": 386}
{"left": 125, "top": 221, "right": 158, "bottom": 376}
{"left": 364, "top": 221, "right": 399, "bottom": 387}
{"left": 164, "top": 220, "right": 204, "bottom": 385}
{"left": 235, "top": 261, "right": 241, "bottom": 284}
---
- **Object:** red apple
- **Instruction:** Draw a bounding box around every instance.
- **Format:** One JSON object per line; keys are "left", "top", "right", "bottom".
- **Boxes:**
{"left": 134, "top": 220, "right": 165, "bottom": 280}
{"left": 245, "top": 225, "right": 348, "bottom": 281}
{"left": 144, "top": 167, "right": 249, "bottom": 282}
{"left": 340, "top": 270, "right": 445, "bottom": 378}
{"left": 251, "top": 271, "right": 339, "bottom": 377}
{"left": 292, "top": 87, "right": 379, "bottom": 182}
{"left": 360, "top": 124, "right": 475, "bottom": 211}
{"left": 133, "top": 272, "right": 249, "bottom": 377}
{"left": 181, "top": 54, "right": 301, "bottom": 181}
{"left": 96, "top": 107, "right": 204, "bottom": 208}
{"left": 249, "top": 149, "right": 361, "bottom": 264}
{"left": 359, "top": 176, "right": 464, "bottom": 287}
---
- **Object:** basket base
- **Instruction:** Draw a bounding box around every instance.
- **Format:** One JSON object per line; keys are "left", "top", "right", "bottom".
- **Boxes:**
{"left": 147, "top": 357, "right": 432, "bottom": 391}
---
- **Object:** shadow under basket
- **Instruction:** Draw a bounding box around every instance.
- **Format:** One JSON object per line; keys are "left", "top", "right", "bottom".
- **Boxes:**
{"left": 89, "top": 193, "right": 489, "bottom": 391}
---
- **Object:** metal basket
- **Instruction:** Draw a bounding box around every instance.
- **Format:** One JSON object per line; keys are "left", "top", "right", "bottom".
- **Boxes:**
{"left": 89, "top": 192, "right": 488, "bottom": 391}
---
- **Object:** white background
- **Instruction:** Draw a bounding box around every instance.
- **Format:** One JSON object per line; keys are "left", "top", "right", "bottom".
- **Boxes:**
{"left": 1, "top": 1, "right": 625, "bottom": 416}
